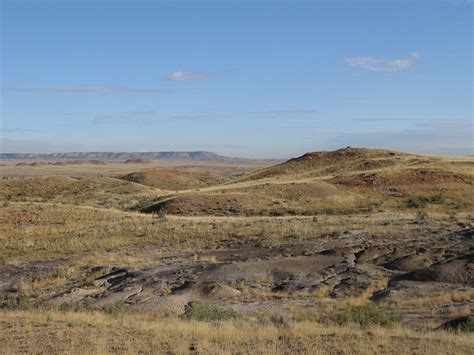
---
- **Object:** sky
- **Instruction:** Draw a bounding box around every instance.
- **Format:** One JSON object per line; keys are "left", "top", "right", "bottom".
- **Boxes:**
{"left": 1, "top": 0, "right": 472, "bottom": 158}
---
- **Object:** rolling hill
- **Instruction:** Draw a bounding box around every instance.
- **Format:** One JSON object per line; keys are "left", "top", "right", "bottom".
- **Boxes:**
{"left": 119, "top": 168, "right": 229, "bottom": 191}
{"left": 140, "top": 147, "right": 473, "bottom": 216}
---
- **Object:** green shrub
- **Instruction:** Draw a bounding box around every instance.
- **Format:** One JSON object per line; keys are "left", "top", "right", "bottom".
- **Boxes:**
{"left": 102, "top": 301, "right": 125, "bottom": 318}
{"left": 406, "top": 193, "right": 444, "bottom": 208}
{"left": 338, "top": 303, "right": 398, "bottom": 327}
{"left": 183, "top": 301, "right": 236, "bottom": 321}
{"left": 58, "top": 302, "right": 76, "bottom": 313}
{"left": 459, "top": 316, "right": 474, "bottom": 332}
{"left": 427, "top": 192, "right": 444, "bottom": 203}
{"left": 406, "top": 196, "right": 428, "bottom": 208}
{"left": 269, "top": 312, "right": 294, "bottom": 327}
{"left": 153, "top": 209, "right": 167, "bottom": 219}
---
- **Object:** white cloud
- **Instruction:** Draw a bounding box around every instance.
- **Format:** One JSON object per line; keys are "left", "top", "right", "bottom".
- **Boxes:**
{"left": 387, "top": 58, "right": 412, "bottom": 71}
{"left": 164, "top": 71, "right": 212, "bottom": 81}
{"left": 344, "top": 57, "right": 381, "bottom": 71}
{"left": 345, "top": 52, "right": 421, "bottom": 72}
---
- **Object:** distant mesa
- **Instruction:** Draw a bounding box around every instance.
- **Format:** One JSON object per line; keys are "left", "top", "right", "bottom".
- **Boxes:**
{"left": 1, "top": 151, "right": 239, "bottom": 162}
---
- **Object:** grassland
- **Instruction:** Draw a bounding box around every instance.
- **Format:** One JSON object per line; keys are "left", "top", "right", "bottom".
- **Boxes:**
{"left": 0, "top": 147, "right": 473, "bottom": 354}
{"left": 2, "top": 310, "right": 473, "bottom": 354}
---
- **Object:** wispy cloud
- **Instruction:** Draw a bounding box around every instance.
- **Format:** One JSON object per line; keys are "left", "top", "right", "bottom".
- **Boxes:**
{"left": 1, "top": 127, "right": 36, "bottom": 134}
{"left": 354, "top": 117, "right": 468, "bottom": 124}
{"left": 345, "top": 52, "right": 421, "bottom": 72}
{"left": 91, "top": 115, "right": 158, "bottom": 125}
{"left": 90, "top": 110, "right": 231, "bottom": 125}
{"left": 163, "top": 71, "right": 213, "bottom": 81}
{"left": 169, "top": 112, "right": 232, "bottom": 120}
{"left": 124, "top": 110, "right": 157, "bottom": 116}
{"left": 3, "top": 85, "right": 164, "bottom": 93}
{"left": 252, "top": 109, "right": 317, "bottom": 115}
{"left": 344, "top": 57, "right": 381, "bottom": 71}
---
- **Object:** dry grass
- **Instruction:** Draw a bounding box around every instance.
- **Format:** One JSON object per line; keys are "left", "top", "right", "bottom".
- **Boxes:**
{"left": 1, "top": 309, "right": 473, "bottom": 354}
{"left": 119, "top": 168, "right": 229, "bottom": 190}
{"left": 1, "top": 201, "right": 467, "bottom": 266}
{"left": 0, "top": 159, "right": 272, "bottom": 178}
{"left": 1, "top": 149, "right": 473, "bottom": 353}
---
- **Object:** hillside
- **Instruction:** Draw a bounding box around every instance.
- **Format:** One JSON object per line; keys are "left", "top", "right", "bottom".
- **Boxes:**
{"left": 0, "top": 175, "right": 166, "bottom": 209}
{"left": 140, "top": 147, "right": 473, "bottom": 216}
{"left": 119, "top": 168, "right": 229, "bottom": 191}
{"left": 241, "top": 147, "right": 411, "bottom": 181}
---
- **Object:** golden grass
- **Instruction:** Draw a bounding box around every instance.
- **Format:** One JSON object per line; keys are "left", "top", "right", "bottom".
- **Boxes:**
{"left": 1, "top": 201, "right": 467, "bottom": 266}
{"left": 0, "top": 159, "right": 272, "bottom": 178}
{"left": 1, "top": 309, "right": 473, "bottom": 354}
{"left": 1, "top": 150, "right": 473, "bottom": 353}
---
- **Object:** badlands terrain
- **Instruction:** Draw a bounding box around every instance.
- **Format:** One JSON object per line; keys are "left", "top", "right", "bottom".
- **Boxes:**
{"left": 0, "top": 147, "right": 473, "bottom": 354}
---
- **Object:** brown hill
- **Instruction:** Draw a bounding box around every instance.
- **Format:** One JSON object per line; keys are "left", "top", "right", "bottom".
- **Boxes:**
{"left": 119, "top": 168, "right": 229, "bottom": 191}
{"left": 242, "top": 147, "right": 410, "bottom": 181}
{"left": 139, "top": 147, "right": 473, "bottom": 216}
{"left": 0, "top": 176, "right": 159, "bottom": 209}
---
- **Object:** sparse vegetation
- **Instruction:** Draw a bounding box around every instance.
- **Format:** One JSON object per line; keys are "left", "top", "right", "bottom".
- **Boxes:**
{"left": 102, "top": 301, "right": 126, "bottom": 318}
{"left": 183, "top": 301, "right": 236, "bottom": 321}
{"left": 406, "top": 192, "right": 445, "bottom": 208}
{"left": 460, "top": 316, "right": 474, "bottom": 332}
{"left": 0, "top": 148, "right": 473, "bottom": 353}
{"left": 339, "top": 303, "right": 398, "bottom": 327}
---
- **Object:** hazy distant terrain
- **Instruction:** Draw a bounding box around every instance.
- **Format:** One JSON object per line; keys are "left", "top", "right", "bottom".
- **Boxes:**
{"left": 0, "top": 147, "right": 472, "bottom": 353}
{"left": 0, "top": 151, "right": 241, "bottom": 161}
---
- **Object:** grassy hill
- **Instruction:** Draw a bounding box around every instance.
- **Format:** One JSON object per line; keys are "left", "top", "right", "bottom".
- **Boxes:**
{"left": 139, "top": 147, "right": 473, "bottom": 216}
{"left": 119, "top": 168, "right": 229, "bottom": 191}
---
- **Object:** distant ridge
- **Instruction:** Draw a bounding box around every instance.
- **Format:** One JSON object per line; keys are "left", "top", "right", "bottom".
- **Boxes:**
{"left": 0, "top": 151, "right": 241, "bottom": 161}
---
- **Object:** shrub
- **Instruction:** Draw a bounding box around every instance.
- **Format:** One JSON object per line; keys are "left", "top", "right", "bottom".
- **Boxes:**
{"left": 152, "top": 209, "right": 167, "bottom": 220}
{"left": 406, "top": 196, "right": 428, "bottom": 208}
{"left": 428, "top": 192, "right": 444, "bottom": 203}
{"left": 58, "top": 302, "right": 76, "bottom": 313}
{"left": 406, "top": 193, "right": 444, "bottom": 208}
{"left": 338, "top": 303, "right": 398, "bottom": 327}
{"left": 183, "top": 301, "right": 236, "bottom": 321}
{"left": 269, "top": 312, "right": 294, "bottom": 327}
{"left": 102, "top": 301, "right": 125, "bottom": 318}
{"left": 459, "top": 316, "right": 474, "bottom": 332}
{"left": 415, "top": 211, "right": 428, "bottom": 223}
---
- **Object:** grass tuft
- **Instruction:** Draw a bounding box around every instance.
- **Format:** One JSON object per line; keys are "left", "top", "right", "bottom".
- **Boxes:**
{"left": 338, "top": 303, "right": 398, "bottom": 327}
{"left": 183, "top": 301, "right": 236, "bottom": 321}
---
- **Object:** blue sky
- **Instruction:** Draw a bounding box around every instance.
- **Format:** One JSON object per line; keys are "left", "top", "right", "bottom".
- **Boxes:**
{"left": 1, "top": 0, "right": 472, "bottom": 158}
